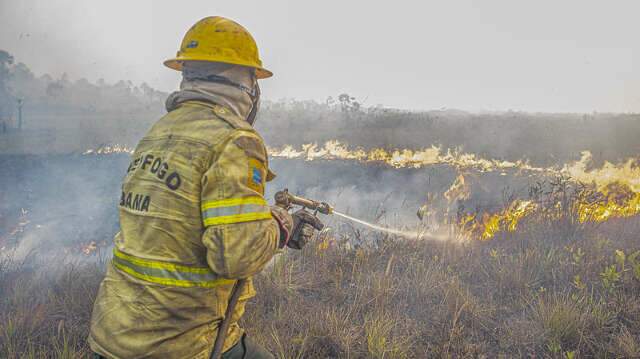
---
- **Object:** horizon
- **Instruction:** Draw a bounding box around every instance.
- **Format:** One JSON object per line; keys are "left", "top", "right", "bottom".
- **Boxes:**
{"left": 1, "top": 0, "right": 638, "bottom": 113}
{"left": 4, "top": 56, "right": 638, "bottom": 116}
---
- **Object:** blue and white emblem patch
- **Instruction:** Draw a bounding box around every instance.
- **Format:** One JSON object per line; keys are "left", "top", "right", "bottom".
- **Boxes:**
{"left": 252, "top": 167, "right": 262, "bottom": 185}
{"left": 247, "top": 158, "right": 265, "bottom": 194}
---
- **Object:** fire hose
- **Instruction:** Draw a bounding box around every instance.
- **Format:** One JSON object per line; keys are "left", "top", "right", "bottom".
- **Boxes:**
{"left": 211, "top": 279, "right": 248, "bottom": 359}
{"left": 211, "top": 189, "right": 332, "bottom": 359}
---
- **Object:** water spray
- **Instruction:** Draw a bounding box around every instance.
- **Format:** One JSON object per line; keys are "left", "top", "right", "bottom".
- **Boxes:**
{"left": 274, "top": 189, "right": 448, "bottom": 240}
{"left": 331, "top": 210, "right": 422, "bottom": 238}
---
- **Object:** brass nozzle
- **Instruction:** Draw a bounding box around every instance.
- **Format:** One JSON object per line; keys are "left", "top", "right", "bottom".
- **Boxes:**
{"left": 274, "top": 189, "right": 333, "bottom": 215}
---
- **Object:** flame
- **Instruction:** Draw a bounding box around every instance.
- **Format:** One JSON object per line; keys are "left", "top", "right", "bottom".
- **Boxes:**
{"left": 575, "top": 184, "right": 640, "bottom": 223}
{"left": 268, "top": 141, "right": 549, "bottom": 173}
{"left": 444, "top": 174, "right": 470, "bottom": 203}
{"left": 482, "top": 200, "right": 538, "bottom": 239}
{"left": 564, "top": 151, "right": 640, "bottom": 193}
{"left": 81, "top": 241, "right": 98, "bottom": 255}
{"left": 83, "top": 144, "right": 134, "bottom": 155}
{"left": 456, "top": 200, "right": 538, "bottom": 240}
{"left": 83, "top": 140, "right": 637, "bottom": 193}
{"left": 459, "top": 181, "right": 640, "bottom": 240}
{"left": 269, "top": 143, "right": 640, "bottom": 240}
{"left": 450, "top": 151, "right": 640, "bottom": 240}
{"left": 83, "top": 141, "right": 640, "bottom": 240}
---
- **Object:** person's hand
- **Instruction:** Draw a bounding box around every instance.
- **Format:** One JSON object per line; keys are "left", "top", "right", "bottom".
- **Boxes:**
{"left": 288, "top": 209, "right": 324, "bottom": 250}
{"left": 271, "top": 206, "right": 293, "bottom": 247}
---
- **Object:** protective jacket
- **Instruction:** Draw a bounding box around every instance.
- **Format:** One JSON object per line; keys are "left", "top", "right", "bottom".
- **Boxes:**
{"left": 88, "top": 94, "right": 280, "bottom": 358}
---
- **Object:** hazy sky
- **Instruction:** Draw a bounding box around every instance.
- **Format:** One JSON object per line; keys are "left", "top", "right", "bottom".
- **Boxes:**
{"left": 1, "top": 0, "right": 638, "bottom": 113}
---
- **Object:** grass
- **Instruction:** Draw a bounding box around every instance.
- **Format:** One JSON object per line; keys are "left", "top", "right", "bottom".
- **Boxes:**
{"left": 0, "top": 214, "right": 639, "bottom": 358}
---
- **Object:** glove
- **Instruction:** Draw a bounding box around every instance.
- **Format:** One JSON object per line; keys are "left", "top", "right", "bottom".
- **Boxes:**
{"left": 288, "top": 209, "right": 324, "bottom": 250}
{"left": 271, "top": 206, "right": 293, "bottom": 248}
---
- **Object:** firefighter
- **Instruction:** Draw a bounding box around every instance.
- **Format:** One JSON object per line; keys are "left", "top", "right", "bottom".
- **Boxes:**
{"left": 88, "top": 16, "right": 322, "bottom": 359}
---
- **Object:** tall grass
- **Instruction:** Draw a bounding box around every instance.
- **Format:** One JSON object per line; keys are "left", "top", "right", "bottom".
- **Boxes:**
{"left": 1, "top": 214, "right": 638, "bottom": 358}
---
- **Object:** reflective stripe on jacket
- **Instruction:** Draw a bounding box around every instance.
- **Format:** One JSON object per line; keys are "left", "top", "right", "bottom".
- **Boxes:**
{"left": 88, "top": 100, "right": 280, "bottom": 359}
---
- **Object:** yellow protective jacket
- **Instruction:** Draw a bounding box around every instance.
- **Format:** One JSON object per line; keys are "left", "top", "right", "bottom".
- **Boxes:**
{"left": 88, "top": 99, "right": 280, "bottom": 359}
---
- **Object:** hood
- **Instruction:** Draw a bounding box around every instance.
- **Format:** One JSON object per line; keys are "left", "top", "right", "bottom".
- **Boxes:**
{"left": 165, "top": 62, "right": 255, "bottom": 121}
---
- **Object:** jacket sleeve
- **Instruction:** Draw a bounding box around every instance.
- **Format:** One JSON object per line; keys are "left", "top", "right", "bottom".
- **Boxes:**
{"left": 200, "top": 130, "right": 280, "bottom": 279}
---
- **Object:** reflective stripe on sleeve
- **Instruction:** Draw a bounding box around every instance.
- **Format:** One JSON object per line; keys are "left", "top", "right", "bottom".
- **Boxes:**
{"left": 201, "top": 196, "right": 272, "bottom": 226}
{"left": 112, "top": 247, "right": 235, "bottom": 288}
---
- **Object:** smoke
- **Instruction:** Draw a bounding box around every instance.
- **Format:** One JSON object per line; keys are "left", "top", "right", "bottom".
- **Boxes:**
{"left": 0, "top": 154, "right": 124, "bottom": 260}
{"left": 2, "top": 60, "right": 639, "bottom": 261}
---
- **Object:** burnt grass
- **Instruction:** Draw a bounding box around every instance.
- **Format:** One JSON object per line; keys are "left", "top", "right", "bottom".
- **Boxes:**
{"left": 1, "top": 216, "right": 639, "bottom": 358}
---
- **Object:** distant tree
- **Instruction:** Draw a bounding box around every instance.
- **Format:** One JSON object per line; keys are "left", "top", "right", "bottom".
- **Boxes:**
{"left": 46, "top": 81, "right": 64, "bottom": 98}
{"left": 325, "top": 96, "right": 336, "bottom": 107}
{"left": 337, "top": 93, "right": 361, "bottom": 113}
{"left": 0, "top": 50, "right": 15, "bottom": 118}
{"left": 0, "top": 50, "right": 13, "bottom": 70}
{"left": 11, "top": 62, "right": 34, "bottom": 84}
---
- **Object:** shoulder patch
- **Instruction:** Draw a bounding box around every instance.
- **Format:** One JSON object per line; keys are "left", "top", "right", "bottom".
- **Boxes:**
{"left": 234, "top": 136, "right": 267, "bottom": 162}
{"left": 247, "top": 158, "right": 266, "bottom": 194}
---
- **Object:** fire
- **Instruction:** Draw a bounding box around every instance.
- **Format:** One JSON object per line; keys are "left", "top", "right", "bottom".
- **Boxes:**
{"left": 458, "top": 182, "right": 640, "bottom": 240}
{"left": 576, "top": 184, "right": 640, "bottom": 223}
{"left": 564, "top": 151, "right": 640, "bottom": 192}
{"left": 83, "top": 144, "right": 134, "bottom": 155}
{"left": 84, "top": 141, "right": 640, "bottom": 241}
{"left": 268, "top": 142, "right": 639, "bottom": 240}
{"left": 83, "top": 140, "right": 637, "bottom": 193}
{"left": 456, "top": 200, "right": 538, "bottom": 240}
{"left": 444, "top": 174, "right": 470, "bottom": 203}
{"left": 448, "top": 150, "right": 640, "bottom": 240}
{"left": 268, "top": 141, "right": 549, "bottom": 173}
{"left": 81, "top": 241, "right": 98, "bottom": 255}
{"left": 269, "top": 141, "right": 639, "bottom": 196}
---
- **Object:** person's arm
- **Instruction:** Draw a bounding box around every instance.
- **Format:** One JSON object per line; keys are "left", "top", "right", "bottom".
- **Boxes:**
{"left": 200, "top": 130, "right": 281, "bottom": 279}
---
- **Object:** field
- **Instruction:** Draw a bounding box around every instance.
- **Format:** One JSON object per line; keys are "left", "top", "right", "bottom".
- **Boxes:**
{"left": 2, "top": 37, "right": 640, "bottom": 359}
{"left": 1, "top": 72, "right": 640, "bottom": 358}
{"left": 1, "top": 146, "right": 639, "bottom": 358}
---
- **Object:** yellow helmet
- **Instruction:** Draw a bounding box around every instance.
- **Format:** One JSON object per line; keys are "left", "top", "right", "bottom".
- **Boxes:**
{"left": 164, "top": 16, "right": 272, "bottom": 79}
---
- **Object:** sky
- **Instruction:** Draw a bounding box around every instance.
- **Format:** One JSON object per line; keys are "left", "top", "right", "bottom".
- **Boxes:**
{"left": 0, "top": 0, "right": 638, "bottom": 113}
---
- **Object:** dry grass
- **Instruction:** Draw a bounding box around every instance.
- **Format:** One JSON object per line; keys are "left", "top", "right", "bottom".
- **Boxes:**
{"left": 1, "top": 215, "right": 639, "bottom": 358}
{"left": 0, "top": 256, "right": 104, "bottom": 358}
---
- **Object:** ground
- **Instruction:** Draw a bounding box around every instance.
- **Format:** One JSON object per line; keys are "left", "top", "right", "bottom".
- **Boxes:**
{"left": 1, "top": 213, "right": 639, "bottom": 358}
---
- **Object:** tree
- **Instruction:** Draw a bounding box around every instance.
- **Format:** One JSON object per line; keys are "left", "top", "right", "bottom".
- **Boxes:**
{"left": 338, "top": 93, "right": 361, "bottom": 113}
{"left": 0, "top": 50, "right": 15, "bottom": 119}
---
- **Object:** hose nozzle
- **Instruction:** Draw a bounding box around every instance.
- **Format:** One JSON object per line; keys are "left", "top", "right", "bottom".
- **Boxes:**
{"left": 274, "top": 189, "right": 333, "bottom": 215}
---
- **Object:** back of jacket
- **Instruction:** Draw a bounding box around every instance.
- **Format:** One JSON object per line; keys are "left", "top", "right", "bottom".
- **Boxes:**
{"left": 89, "top": 100, "right": 280, "bottom": 359}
